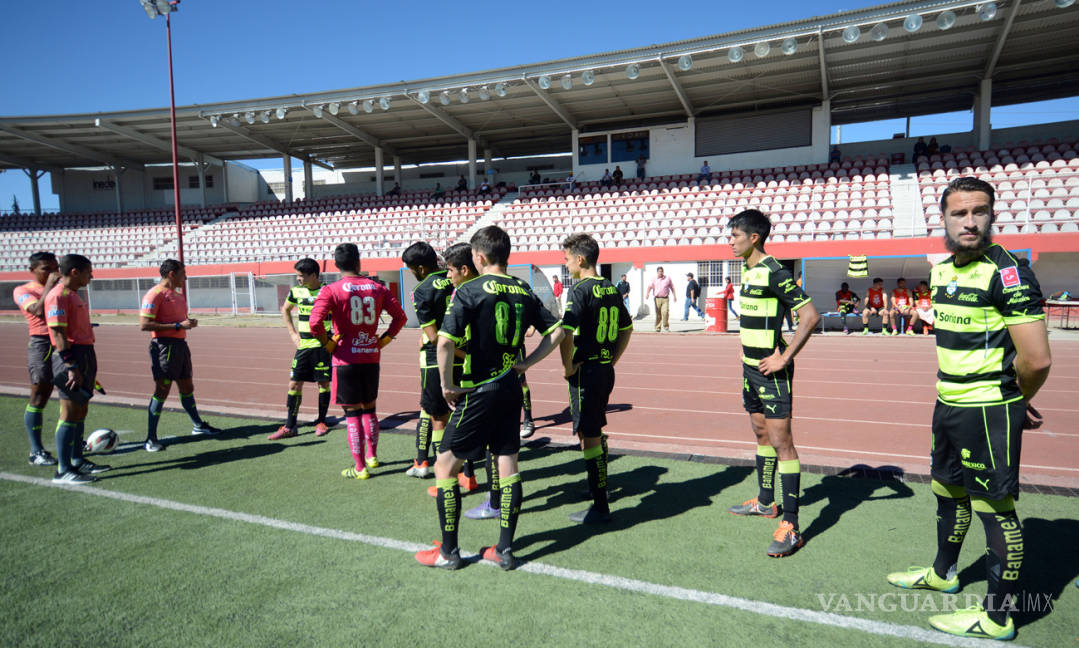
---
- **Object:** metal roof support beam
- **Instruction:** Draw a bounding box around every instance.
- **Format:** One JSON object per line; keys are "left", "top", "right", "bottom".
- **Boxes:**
{"left": 406, "top": 95, "right": 475, "bottom": 140}
{"left": 308, "top": 107, "right": 396, "bottom": 156}
{"left": 521, "top": 77, "right": 578, "bottom": 129}
{"left": 0, "top": 124, "right": 143, "bottom": 171}
{"left": 817, "top": 27, "right": 830, "bottom": 99}
{"left": 0, "top": 152, "right": 60, "bottom": 173}
{"left": 23, "top": 168, "right": 46, "bottom": 216}
{"left": 94, "top": 119, "right": 223, "bottom": 167}
{"left": 216, "top": 120, "right": 333, "bottom": 171}
{"left": 984, "top": 0, "right": 1022, "bottom": 79}
{"left": 657, "top": 58, "right": 695, "bottom": 117}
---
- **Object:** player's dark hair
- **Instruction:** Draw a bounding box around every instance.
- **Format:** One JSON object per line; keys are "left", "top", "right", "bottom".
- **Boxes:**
{"left": 919, "top": 280, "right": 929, "bottom": 286}
{"left": 59, "top": 253, "right": 91, "bottom": 276}
{"left": 159, "top": 259, "right": 184, "bottom": 277}
{"left": 294, "top": 258, "right": 320, "bottom": 276}
{"left": 873, "top": 277, "right": 883, "bottom": 284}
{"left": 443, "top": 243, "right": 477, "bottom": 275}
{"left": 940, "top": 176, "right": 995, "bottom": 220}
{"left": 29, "top": 251, "right": 57, "bottom": 269}
{"left": 841, "top": 282, "right": 849, "bottom": 289}
{"left": 729, "top": 209, "right": 771, "bottom": 248}
{"left": 334, "top": 243, "right": 361, "bottom": 272}
{"left": 470, "top": 225, "right": 511, "bottom": 266}
{"left": 401, "top": 242, "right": 438, "bottom": 270}
{"left": 562, "top": 233, "right": 599, "bottom": 267}
{"left": 897, "top": 277, "right": 906, "bottom": 283}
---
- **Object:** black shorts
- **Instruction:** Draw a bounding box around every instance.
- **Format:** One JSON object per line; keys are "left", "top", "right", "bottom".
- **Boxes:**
{"left": 291, "top": 347, "right": 331, "bottom": 383}
{"left": 27, "top": 335, "right": 53, "bottom": 385}
{"left": 742, "top": 362, "right": 794, "bottom": 419}
{"left": 931, "top": 399, "right": 1024, "bottom": 501}
{"left": 569, "top": 362, "right": 615, "bottom": 438}
{"left": 442, "top": 371, "right": 523, "bottom": 461}
{"left": 51, "top": 344, "right": 96, "bottom": 404}
{"left": 335, "top": 363, "right": 380, "bottom": 406}
{"left": 149, "top": 338, "right": 193, "bottom": 382}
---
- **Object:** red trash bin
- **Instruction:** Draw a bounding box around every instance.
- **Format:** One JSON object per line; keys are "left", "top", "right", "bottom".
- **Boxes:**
{"left": 706, "top": 297, "right": 728, "bottom": 332}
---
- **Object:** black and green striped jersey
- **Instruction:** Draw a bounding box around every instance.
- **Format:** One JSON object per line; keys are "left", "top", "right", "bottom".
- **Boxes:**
{"left": 930, "top": 244, "right": 1044, "bottom": 406}
{"left": 561, "top": 276, "right": 633, "bottom": 364}
{"left": 285, "top": 283, "right": 332, "bottom": 350}
{"left": 411, "top": 270, "right": 454, "bottom": 368}
{"left": 738, "top": 256, "right": 811, "bottom": 367}
{"left": 439, "top": 273, "right": 561, "bottom": 388}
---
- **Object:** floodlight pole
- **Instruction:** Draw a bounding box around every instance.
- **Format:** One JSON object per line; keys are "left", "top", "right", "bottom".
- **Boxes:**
{"left": 165, "top": 8, "right": 184, "bottom": 267}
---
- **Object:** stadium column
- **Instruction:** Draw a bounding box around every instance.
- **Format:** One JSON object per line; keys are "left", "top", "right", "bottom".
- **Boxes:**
{"left": 197, "top": 156, "right": 208, "bottom": 207}
{"left": 974, "top": 78, "right": 992, "bottom": 151}
{"left": 393, "top": 156, "right": 402, "bottom": 188}
{"left": 303, "top": 158, "right": 314, "bottom": 200}
{"left": 112, "top": 165, "right": 125, "bottom": 215}
{"left": 24, "top": 168, "right": 44, "bottom": 216}
{"left": 468, "top": 138, "right": 477, "bottom": 190}
{"left": 283, "top": 154, "right": 293, "bottom": 203}
{"left": 375, "top": 147, "right": 384, "bottom": 196}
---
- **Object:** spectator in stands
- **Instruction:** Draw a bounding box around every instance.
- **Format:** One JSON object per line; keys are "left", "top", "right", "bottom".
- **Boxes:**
{"left": 616, "top": 273, "right": 631, "bottom": 309}
{"left": 683, "top": 272, "right": 705, "bottom": 320}
{"left": 565, "top": 173, "right": 576, "bottom": 192}
{"left": 927, "top": 137, "right": 940, "bottom": 156}
{"left": 830, "top": 146, "right": 842, "bottom": 164}
{"left": 478, "top": 180, "right": 491, "bottom": 195}
{"left": 431, "top": 183, "right": 445, "bottom": 198}
{"left": 386, "top": 182, "right": 401, "bottom": 197}
{"left": 723, "top": 277, "right": 737, "bottom": 317}
{"left": 529, "top": 170, "right": 541, "bottom": 184}
{"left": 890, "top": 277, "right": 917, "bottom": 335}
{"left": 600, "top": 169, "right": 613, "bottom": 188}
{"left": 552, "top": 275, "right": 563, "bottom": 309}
{"left": 636, "top": 153, "right": 647, "bottom": 179}
{"left": 835, "top": 282, "right": 860, "bottom": 334}
{"left": 913, "top": 137, "right": 928, "bottom": 161}
{"left": 861, "top": 277, "right": 891, "bottom": 335}
{"left": 914, "top": 280, "right": 934, "bottom": 335}
{"left": 646, "top": 266, "right": 675, "bottom": 332}
{"left": 612, "top": 166, "right": 624, "bottom": 186}
{"left": 698, "top": 161, "right": 712, "bottom": 185}
{"left": 455, "top": 175, "right": 468, "bottom": 191}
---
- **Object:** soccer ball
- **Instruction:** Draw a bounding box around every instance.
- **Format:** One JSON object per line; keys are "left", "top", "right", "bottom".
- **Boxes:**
{"left": 85, "top": 428, "right": 119, "bottom": 454}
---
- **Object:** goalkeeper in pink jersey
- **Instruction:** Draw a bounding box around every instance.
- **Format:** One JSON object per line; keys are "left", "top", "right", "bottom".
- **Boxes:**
{"left": 310, "top": 243, "right": 407, "bottom": 480}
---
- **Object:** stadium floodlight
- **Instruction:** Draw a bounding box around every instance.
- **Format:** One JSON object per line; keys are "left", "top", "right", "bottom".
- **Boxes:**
{"left": 245, "top": 111, "right": 256, "bottom": 124}
{"left": 870, "top": 22, "right": 889, "bottom": 41}
{"left": 560, "top": 74, "right": 573, "bottom": 90}
{"left": 538, "top": 75, "right": 552, "bottom": 90}
{"left": 417, "top": 89, "right": 430, "bottom": 104}
{"left": 842, "top": 25, "right": 861, "bottom": 43}
{"left": 781, "top": 38, "right": 798, "bottom": 55}
{"left": 363, "top": 99, "right": 374, "bottom": 113}
{"left": 754, "top": 41, "right": 771, "bottom": 58}
{"left": 312, "top": 104, "right": 324, "bottom": 118}
{"left": 936, "top": 10, "right": 956, "bottom": 30}
{"left": 347, "top": 101, "right": 359, "bottom": 115}
{"left": 494, "top": 82, "right": 508, "bottom": 97}
{"left": 977, "top": 3, "right": 998, "bottom": 21}
{"left": 904, "top": 14, "right": 923, "bottom": 32}
{"left": 459, "top": 88, "right": 470, "bottom": 103}
{"left": 439, "top": 91, "right": 452, "bottom": 105}
{"left": 208, "top": 114, "right": 219, "bottom": 128}
{"left": 581, "top": 70, "right": 595, "bottom": 86}
{"left": 478, "top": 86, "right": 490, "bottom": 101}
{"left": 677, "top": 54, "right": 692, "bottom": 71}
{"left": 328, "top": 102, "right": 340, "bottom": 116}
{"left": 379, "top": 96, "right": 391, "bottom": 110}
{"left": 276, "top": 107, "right": 287, "bottom": 120}
{"left": 727, "top": 46, "right": 744, "bottom": 63}
{"left": 625, "top": 63, "right": 640, "bottom": 79}
{"left": 260, "top": 110, "right": 271, "bottom": 124}
{"left": 140, "top": 0, "right": 178, "bottom": 18}
{"left": 1056, "top": 0, "right": 1076, "bottom": 7}
{"left": 229, "top": 114, "right": 241, "bottom": 127}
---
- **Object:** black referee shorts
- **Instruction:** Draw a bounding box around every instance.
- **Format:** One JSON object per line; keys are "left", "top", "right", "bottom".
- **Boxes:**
{"left": 442, "top": 371, "right": 522, "bottom": 461}
{"left": 568, "top": 362, "right": 615, "bottom": 438}
{"left": 51, "top": 344, "right": 97, "bottom": 404}
{"left": 931, "top": 399, "right": 1025, "bottom": 501}
{"left": 27, "top": 335, "right": 54, "bottom": 385}
{"left": 149, "top": 338, "right": 193, "bottom": 382}
{"left": 742, "top": 362, "right": 794, "bottom": 419}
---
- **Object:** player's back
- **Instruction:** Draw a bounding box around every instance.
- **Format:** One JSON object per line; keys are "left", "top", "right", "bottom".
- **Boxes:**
{"left": 14, "top": 282, "right": 48, "bottom": 336}
{"left": 564, "top": 276, "right": 632, "bottom": 364}
{"left": 314, "top": 275, "right": 404, "bottom": 365}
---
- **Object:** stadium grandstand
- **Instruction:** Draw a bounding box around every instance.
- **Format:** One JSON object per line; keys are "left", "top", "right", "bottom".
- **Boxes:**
{"left": 2, "top": 0, "right": 1078, "bottom": 323}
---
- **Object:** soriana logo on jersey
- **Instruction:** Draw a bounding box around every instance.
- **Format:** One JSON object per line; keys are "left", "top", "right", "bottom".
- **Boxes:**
{"left": 1000, "top": 266, "right": 1021, "bottom": 288}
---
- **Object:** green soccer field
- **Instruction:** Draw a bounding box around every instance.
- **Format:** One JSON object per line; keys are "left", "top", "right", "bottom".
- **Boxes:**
{"left": 1, "top": 395, "right": 1075, "bottom": 647}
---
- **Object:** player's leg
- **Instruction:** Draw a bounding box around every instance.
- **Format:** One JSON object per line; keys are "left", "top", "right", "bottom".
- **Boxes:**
{"left": 412, "top": 409, "right": 434, "bottom": 473}
{"left": 53, "top": 399, "right": 94, "bottom": 483}
{"left": 315, "top": 382, "right": 332, "bottom": 434}
{"left": 569, "top": 364, "right": 614, "bottom": 524}
{"left": 882, "top": 308, "right": 893, "bottom": 334}
{"left": 26, "top": 338, "right": 56, "bottom": 464}
{"left": 271, "top": 379, "right": 304, "bottom": 440}
{"left": 69, "top": 350, "right": 109, "bottom": 475}
{"left": 861, "top": 307, "right": 871, "bottom": 334}
{"left": 358, "top": 399, "right": 380, "bottom": 468}
{"left": 906, "top": 308, "right": 918, "bottom": 335}
{"left": 730, "top": 367, "right": 779, "bottom": 517}
{"left": 146, "top": 376, "right": 172, "bottom": 451}
{"left": 763, "top": 415, "right": 804, "bottom": 557}
{"left": 519, "top": 372, "right": 534, "bottom": 438}
{"left": 466, "top": 447, "right": 500, "bottom": 519}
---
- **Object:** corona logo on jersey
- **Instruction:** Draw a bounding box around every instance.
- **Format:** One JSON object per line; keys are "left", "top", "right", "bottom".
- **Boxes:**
{"left": 592, "top": 284, "right": 618, "bottom": 298}
{"left": 482, "top": 280, "right": 528, "bottom": 296}
{"left": 432, "top": 277, "right": 452, "bottom": 290}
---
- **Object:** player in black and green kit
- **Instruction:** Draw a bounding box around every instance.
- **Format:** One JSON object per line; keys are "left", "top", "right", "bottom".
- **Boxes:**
{"left": 559, "top": 233, "right": 632, "bottom": 524}
{"left": 270, "top": 258, "right": 333, "bottom": 440}
{"left": 414, "top": 226, "right": 564, "bottom": 571}
{"left": 726, "top": 209, "right": 819, "bottom": 558}
{"left": 886, "top": 177, "right": 1051, "bottom": 641}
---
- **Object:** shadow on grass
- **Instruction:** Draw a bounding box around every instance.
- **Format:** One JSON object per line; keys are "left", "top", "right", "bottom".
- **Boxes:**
{"left": 799, "top": 464, "right": 914, "bottom": 543}
{"left": 514, "top": 463, "right": 753, "bottom": 562}
{"left": 102, "top": 435, "right": 322, "bottom": 479}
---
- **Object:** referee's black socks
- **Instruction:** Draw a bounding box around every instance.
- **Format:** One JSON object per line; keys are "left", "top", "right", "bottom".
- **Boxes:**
{"left": 55, "top": 419, "right": 77, "bottom": 473}
{"left": 435, "top": 477, "right": 461, "bottom": 555}
{"left": 756, "top": 445, "right": 777, "bottom": 507}
{"left": 179, "top": 392, "right": 203, "bottom": 426}
{"left": 973, "top": 496, "right": 1023, "bottom": 626}
{"left": 930, "top": 480, "right": 971, "bottom": 582}
{"left": 146, "top": 396, "right": 165, "bottom": 442}
{"left": 497, "top": 473, "right": 523, "bottom": 552}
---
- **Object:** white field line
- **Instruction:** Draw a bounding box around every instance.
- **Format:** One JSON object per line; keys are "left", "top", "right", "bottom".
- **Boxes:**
{"left": 0, "top": 471, "right": 1027, "bottom": 648}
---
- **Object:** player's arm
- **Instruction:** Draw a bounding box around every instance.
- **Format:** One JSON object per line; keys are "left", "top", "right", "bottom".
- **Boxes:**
{"left": 517, "top": 324, "right": 566, "bottom": 373}
{"left": 378, "top": 292, "right": 408, "bottom": 349}
{"left": 139, "top": 316, "right": 194, "bottom": 332}
{"left": 308, "top": 291, "right": 331, "bottom": 347}
{"left": 22, "top": 273, "right": 61, "bottom": 318}
{"left": 281, "top": 300, "right": 301, "bottom": 347}
{"left": 611, "top": 326, "right": 632, "bottom": 366}
{"left": 1011, "top": 319, "right": 1051, "bottom": 411}
{"left": 558, "top": 331, "right": 576, "bottom": 378}
{"left": 437, "top": 334, "right": 470, "bottom": 404}
{"left": 421, "top": 324, "right": 439, "bottom": 346}
{"left": 761, "top": 300, "right": 820, "bottom": 376}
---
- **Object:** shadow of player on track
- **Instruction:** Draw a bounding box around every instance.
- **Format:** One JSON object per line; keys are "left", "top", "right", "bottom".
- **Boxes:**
{"left": 798, "top": 464, "right": 914, "bottom": 543}
{"left": 514, "top": 463, "right": 753, "bottom": 562}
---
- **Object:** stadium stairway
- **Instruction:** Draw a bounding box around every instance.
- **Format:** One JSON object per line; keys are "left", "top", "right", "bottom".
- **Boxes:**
{"left": 459, "top": 191, "right": 519, "bottom": 244}
{"left": 888, "top": 164, "right": 928, "bottom": 238}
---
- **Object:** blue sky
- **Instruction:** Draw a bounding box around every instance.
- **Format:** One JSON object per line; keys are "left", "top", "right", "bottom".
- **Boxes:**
{"left": 1, "top": 0, "right": 1076, "bottom": 211}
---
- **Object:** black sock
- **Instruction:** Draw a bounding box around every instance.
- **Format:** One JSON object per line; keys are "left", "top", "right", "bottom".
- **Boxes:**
{"left": 462, "top": 459, "right": 475, "bottom": 479}
{"left": 497, "top": 473, "right": 523, "bottom": 552}
{"left": 180, "top": 392, "right": 203, "bottom": 427}
{"left": 147, "top": 396, "right": 164, "bottom": 442}
{"left": 416, "top": 413, "right": 432, "bottom": 464}
{"left": 521, "top": 382, "right": 532, "bottom": 423}
{"left": 316, "top": 387, "right": 330, "bottom": 424}
{"left": 285, "top": 390, "right": 301, "bottom": 429}
{"left": 55, "top": 420, "right": 77, "bottom": 473}
{"left": 976, "top": 504, "right": 1023, "bottom": 626}
{"left": 931, "top": 482, "right": 971, "bottom": 581}
{"left": 778, "top": 459, "right": 800, "bottom": 527}
{"left": 72, "top": 421, "right": 85, "bottom": 464}
{"left": 601, "top": 433, "right": 609, "bottom": 466}
{"left": 435, "top": 477, "right": 460, "bottom": 555}
{"left": 584, "top": 445, "right": 609, "bottom": 514}
{"left": 756, "top": 445, "right": 777, "bottom": 506}
{"left": 487, "top": 450, "right": 500, "bottom": 508}
{"left": 25, "top": 405, "right": 45, "bottom": 454}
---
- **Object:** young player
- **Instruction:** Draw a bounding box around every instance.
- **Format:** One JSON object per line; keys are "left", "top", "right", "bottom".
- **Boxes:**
{"left": 559, "top": 233, "right": 633, "bottom": 524}
{"left": 834, "top": 282, "right": 859, "bottom": 335}
{"left": 726, "top": 209, "right": 819, "bottom": 557}
{"left": 45, "top": 254, "right": 109, "bottom": 483}
{"left": 415, "top": 226, "right": 563, "bottom": 570}
{"left": 861, "top": 277, "right": 890, "bottom": 335}
{"left": 890, "top": 277, "right": 918, "bottom": 335}
{"left": 886, "top": 177, "right": 1051, "bottom": 640}
{"left": 914, "top": 280, "right": 934, "bottom": 335}
{"left": 13, "top": 252, "right": 61, "bottom": 466}
{"left": 309, "top": 243, "right": 407, "bottom": 480}
{"left": 140, "top": 259, "right": 222, "bottom": 452}
{"left": 269, "top": 258, "right": 334, "bottom": 440}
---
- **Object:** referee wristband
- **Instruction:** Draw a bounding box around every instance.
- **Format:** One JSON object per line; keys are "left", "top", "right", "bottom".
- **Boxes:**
{"left": 174, "top": 322, "right": 182, "bottom": 330}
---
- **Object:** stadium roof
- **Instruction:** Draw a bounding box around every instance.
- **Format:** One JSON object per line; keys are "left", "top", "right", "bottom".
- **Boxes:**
{"left": 2, "top": 0, "right": 1078, "bottom": 173}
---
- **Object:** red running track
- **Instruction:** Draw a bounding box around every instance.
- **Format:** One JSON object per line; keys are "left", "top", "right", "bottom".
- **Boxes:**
{"left": 2, "top": 322, "right": 1076, "bottom": 488}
